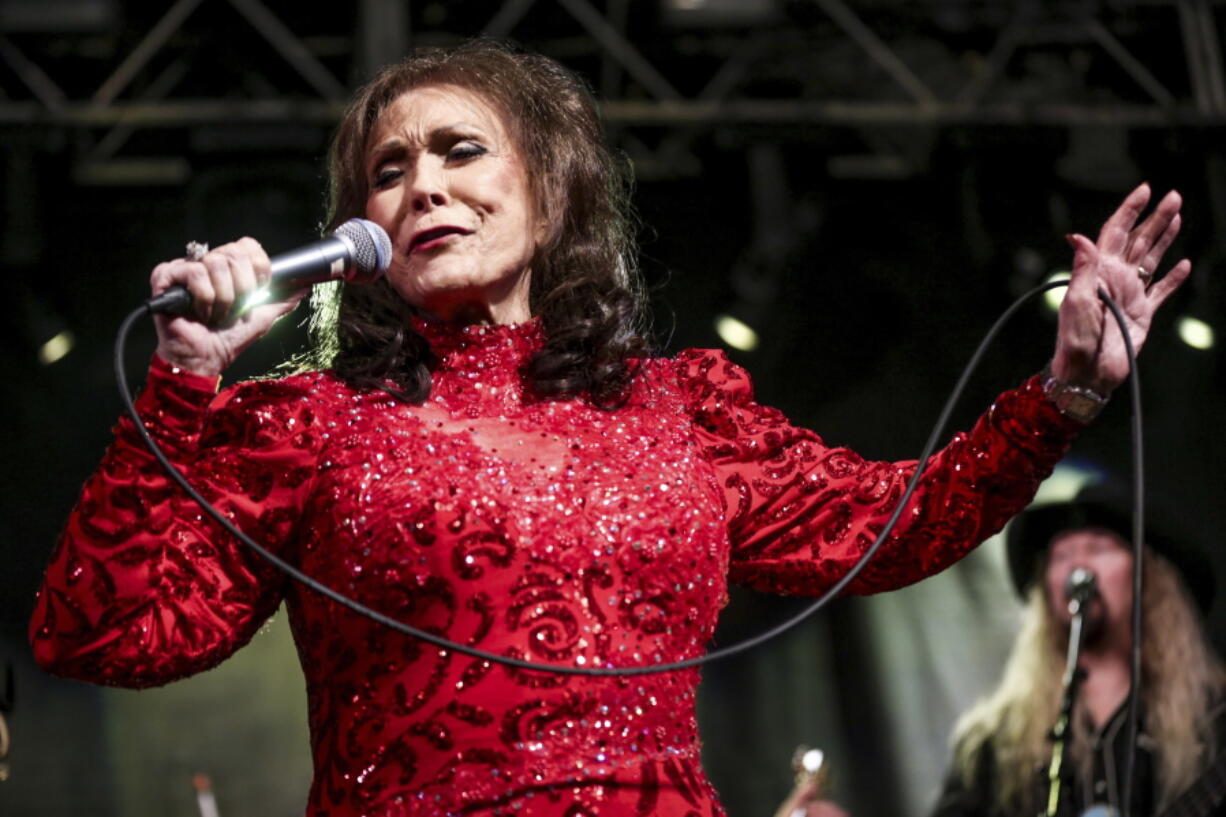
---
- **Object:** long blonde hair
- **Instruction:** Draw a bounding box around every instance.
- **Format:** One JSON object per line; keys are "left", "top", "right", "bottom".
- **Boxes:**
{"left": 949, "top": 548, "right": 1225, "bottom": 814}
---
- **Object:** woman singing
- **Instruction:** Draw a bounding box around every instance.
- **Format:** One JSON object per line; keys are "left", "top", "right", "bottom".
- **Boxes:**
{"left": 30, "top": 41, "right": 1190, "bottom": 816}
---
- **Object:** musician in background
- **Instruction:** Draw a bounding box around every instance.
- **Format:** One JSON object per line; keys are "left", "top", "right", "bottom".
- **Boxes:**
{"left": 929, "top": 481, "right": 1226, "bottom": 817}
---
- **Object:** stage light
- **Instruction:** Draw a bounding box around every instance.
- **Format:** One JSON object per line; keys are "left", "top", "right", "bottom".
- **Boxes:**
{"left": 714, "top": 314, "right": 759, "bottom": 351}
{"left": 243, "top": 287, "right": 273, "bottom": 310}
{"left": 661, "top": 0, "right": 778, "bottom": 26}
{"left": 0, "top": 0, "right": 118, "bottom": 32}
{"left": 1177, "top": 316, "right": 1215, "bottom": 350}
{"left": 1043, "top": 272, "right": 1070, "bottom": 312}
{"left": 38, "top": 330, "right": 75, "bottom": 365}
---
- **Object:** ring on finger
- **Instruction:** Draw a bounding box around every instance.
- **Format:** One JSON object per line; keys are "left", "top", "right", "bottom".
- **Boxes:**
{"left": 185, "top": 241, "right": 209, "bottom": 262}
{"left": 1137, "top": 265, "right": 1153, "bottom": 286}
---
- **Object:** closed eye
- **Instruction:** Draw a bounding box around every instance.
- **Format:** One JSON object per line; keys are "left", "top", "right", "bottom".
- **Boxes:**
{"left": 372, "top": 167, "right": 403, "bottom": 189}
{"left": 447, "top": 142, "right": 487, "bottom": 162}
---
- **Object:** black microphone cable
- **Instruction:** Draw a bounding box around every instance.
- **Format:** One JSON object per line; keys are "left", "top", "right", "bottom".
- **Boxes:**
{"left": 114, "top": 279, "right": 1145, "bottom": 697}
{"left": 1101, "top": 293, "right": 1145, "bottom": 817}
{"left": 117, "top": 279, "right": 1149, "bottom": 815}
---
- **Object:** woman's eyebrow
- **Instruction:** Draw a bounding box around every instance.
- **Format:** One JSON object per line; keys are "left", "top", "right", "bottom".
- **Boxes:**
{"left": 428, "top": 123, "right": 488, "bottom": 141}
{"left": 367, "top": 138, "right": 407, "bottom": 169}
{"left": 367, "top": 124, "right": 490, "bottom": 163}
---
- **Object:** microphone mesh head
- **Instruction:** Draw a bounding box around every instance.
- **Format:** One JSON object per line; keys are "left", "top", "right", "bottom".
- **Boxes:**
{"left": 1064, "top": 567, "right": 1097, "bottom": 600}
{"left": 334, "top": 218, "right": 392, "bottom": 283}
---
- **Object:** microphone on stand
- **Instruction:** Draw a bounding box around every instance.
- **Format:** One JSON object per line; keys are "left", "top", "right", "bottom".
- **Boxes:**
{"left": 1045, "top": 567, "right": 1098, "bottom": 813}
{"left": 1064, "top": 567, "right": 1098, "bottom": 615}
{"left": 146, "top": 218, "right": 392, "bottom": 316}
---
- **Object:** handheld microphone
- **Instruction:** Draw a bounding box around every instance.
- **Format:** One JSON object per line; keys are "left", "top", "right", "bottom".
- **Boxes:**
{"left": 146, "top": 218, "right": 393, "bottom": 315}
{"left": 1064, "top": 567, "right": 1097, "bottom": 614}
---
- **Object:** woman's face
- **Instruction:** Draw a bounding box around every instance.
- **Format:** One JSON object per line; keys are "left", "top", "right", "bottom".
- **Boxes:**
{"left": 1043, "top": 527, "right": 1134, "bottom": 643}
{"left": 364, "top": 84, "right": 540, "bottom": 324}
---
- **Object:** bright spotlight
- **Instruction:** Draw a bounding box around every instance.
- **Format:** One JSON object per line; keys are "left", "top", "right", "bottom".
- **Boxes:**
{"left": 242, "top": 287, "right": 273, "bottom": 310}
{"left": 1043, "top": 272, "right": 1071, "bottom": 313}
{"left": 715, "top": 314, "right": 759, "bottom": 351}
{"left": 1177, "top": 316, "right": 1215, "bottom": 350}
{"left": 38, "top": 330, "right": 75, "bottom": 365}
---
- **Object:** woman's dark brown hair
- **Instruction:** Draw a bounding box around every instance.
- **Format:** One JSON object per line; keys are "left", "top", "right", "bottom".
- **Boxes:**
{"left": 298, "top": 40, "right": 648, "bottom": 405}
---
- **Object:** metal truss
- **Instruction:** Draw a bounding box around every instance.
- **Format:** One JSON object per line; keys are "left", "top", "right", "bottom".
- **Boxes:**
{"left": 1, "top": 0, "right": 1224, "bottom": 181}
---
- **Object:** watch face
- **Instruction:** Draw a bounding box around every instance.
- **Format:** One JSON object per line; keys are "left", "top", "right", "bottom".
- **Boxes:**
{"left": 1056, "top": 391, "right": 1100, "bottom": 422}
{"left": 1063, "top": 392, "right": 1095, "bottom": 411}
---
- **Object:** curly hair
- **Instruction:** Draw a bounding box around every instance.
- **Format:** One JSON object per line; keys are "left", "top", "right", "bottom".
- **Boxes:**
{"left": 295, "top": 40, "right": 648, "bottom": 405}
{"left": 949, "top": 548, "right": 1226, "bottom": 814}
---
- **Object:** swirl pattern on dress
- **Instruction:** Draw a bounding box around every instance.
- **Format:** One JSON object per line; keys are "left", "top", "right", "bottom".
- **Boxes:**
{"left": 31, "top": 318, "right": 1080, "bottom": 815}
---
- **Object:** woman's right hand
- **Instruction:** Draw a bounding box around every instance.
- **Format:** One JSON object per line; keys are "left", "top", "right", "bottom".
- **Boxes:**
{"left": 151, "top": 237, "right": 305, "bottom": 377}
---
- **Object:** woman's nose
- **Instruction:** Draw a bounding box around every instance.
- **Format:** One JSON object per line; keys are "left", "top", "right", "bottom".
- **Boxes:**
{"left": 410, "top": 163, "right": 448, "bottom": 212}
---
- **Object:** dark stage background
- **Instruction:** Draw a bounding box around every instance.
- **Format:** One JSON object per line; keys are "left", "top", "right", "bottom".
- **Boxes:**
{"left": 2, "top": 2, "right": 1225, "bottom": 816}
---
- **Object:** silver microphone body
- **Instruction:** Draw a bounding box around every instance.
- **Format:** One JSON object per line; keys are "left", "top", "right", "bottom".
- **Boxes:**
{"left": 147, "top": 218, "right": 392, "bottom": 315}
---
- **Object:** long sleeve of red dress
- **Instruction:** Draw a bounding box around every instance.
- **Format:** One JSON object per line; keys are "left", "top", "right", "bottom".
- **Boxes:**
{"left": 30, "top": 355, "right": 318, "bottom": 687}
{"left": 30, "top": 322, "right": 1082, "bottom": 816}
{"left": 674, "top": 348, "right": 1083, "bottom": 597}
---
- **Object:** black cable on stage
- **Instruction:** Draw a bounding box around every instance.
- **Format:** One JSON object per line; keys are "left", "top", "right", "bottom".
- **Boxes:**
{"left": 1099, "top": 295, "right": 1145, "bottom": 817}
{"left": 115, "top": 280, "right": 1144, "bottom": 691}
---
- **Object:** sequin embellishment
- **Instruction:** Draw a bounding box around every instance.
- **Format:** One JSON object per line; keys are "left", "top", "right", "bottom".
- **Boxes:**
{"left": 31, "top": 319, "right": 1080, "bottom": 815}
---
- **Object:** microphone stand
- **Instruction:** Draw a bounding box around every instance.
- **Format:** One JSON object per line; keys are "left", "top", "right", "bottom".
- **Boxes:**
{"left": 1043, "top": 593, "right": 1091, "bottom": 817}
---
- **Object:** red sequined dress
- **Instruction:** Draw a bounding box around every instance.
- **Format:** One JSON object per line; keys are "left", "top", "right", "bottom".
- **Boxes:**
{"left": 31, "top": 319, "right": 1080, "bottom": 816}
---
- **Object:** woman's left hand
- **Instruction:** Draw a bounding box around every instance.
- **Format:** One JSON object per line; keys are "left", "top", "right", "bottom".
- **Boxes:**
{"left": 1052, "top": 183, "right": 1192, "bottom": 394}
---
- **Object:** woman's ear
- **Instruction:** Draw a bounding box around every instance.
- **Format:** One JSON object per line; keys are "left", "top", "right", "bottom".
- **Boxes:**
{"left": 532, "top": 186, "right": 559, "bottom": 249}
{"left": 533, "top": 197, "right": 554, "bottom": 247}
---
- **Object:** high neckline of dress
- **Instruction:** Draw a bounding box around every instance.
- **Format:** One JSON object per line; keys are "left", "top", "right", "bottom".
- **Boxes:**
{"left": 412, "top": 315, "right": 544, "bottom": 374}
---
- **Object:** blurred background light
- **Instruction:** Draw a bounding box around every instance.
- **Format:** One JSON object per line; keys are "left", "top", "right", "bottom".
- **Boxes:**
{"left": 243, "top": 287, "right": 273, "bottom": 310}
{"left": 714, "top": 313, "right": 759, "bottom": 351}
{"left": 37, "top": 330, "right": 75, "bottom": 365}
{"left": 661, "top": 0, "right": 779, "bottom": 27}
{"left": 1177, "top": 315, "right": 1215, "bottom": 350}
{"left": 1043, "top": 272, "right": 1071, "bottom": 313}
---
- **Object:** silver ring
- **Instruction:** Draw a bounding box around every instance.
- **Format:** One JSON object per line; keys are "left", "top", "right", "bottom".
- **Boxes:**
{"left": 185, "top": 241, "right": 209, "bottom": 262}
{"left": 1137, "top": 265, "right": 1153, "bottom": 284}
